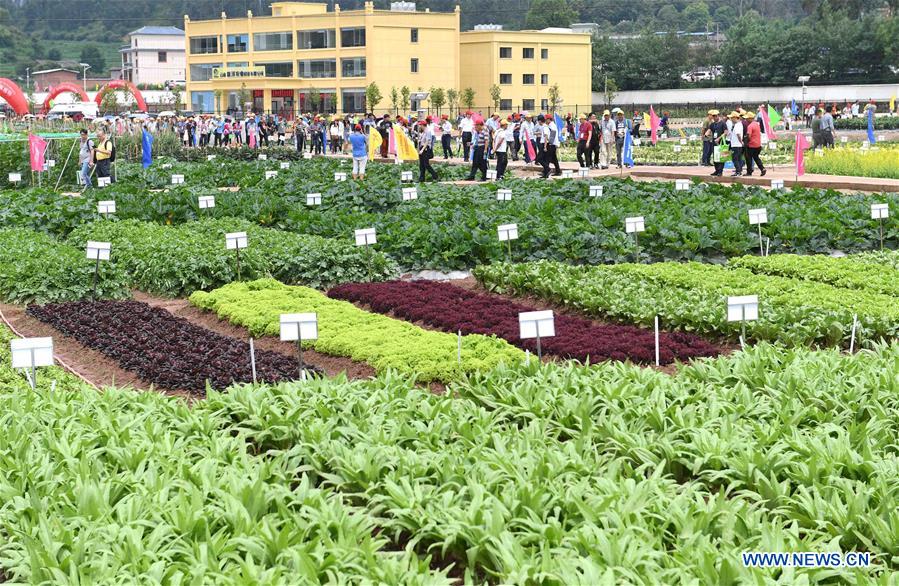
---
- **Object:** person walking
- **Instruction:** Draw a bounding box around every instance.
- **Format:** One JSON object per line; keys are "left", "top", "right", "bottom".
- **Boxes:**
{"left": 821, "top": 106, "right": 836, "bottom": 148}
{"left": 588, "top": 113, "right": 601, "bottom": 169}
{"left": 378, "top": 114, "right": 391, "bottom": 158}
{"left": 534, "top": 115, "right": 550, "bottom": 178}
{"left": 701, "top": 109, "right": 717, "bottom": 166}
{"left": 811, "top": 108, "right": 824, "bottom": 149}
{"left": 494, "top": 118, "right": 510, "bottom": 180}
{"left": 348, "top": 124, "right": 368, "bottom": 180}
{"left": 575, "top": 113, "right": 592, "bottom": 169}
{"left": 546, "top": 114, "right": 562, "bottom": 176}
{"left": 727, "top": 111, "right": 744, "bottom": 176}
{"left": 439, "top": 114, "right": 453, "bottom": 159}
{"left": 613, "top": 108, "right": 627, "bottom": 168}
{"left": 417, "top": 120, "right": 438, "bottom": 183}
{"left": 459, "top": 111, "right": 474, "bottom": 161}
{"left": 510, "top": 113, "right": 521, "bottom": 162}
{"left": 743, "top": 111, "right": 766, "bottom": 176}
{"left": 520, "top": 113, "right": 536, "bottom": 164}
{"left": 465, "top": 119, "right": 489, "bottom": 181}
{"left": 93, "top": 128, "right": 113, "bottom": 183}
{"left": 709, "top": 112, "right": 727, "bottom": 177}
{"left": 78, "top": 129, "right": 94, "bottom": 189}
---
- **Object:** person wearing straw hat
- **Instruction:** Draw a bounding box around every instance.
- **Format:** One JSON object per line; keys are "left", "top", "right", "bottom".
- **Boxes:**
{"left": 417, "top": 120, "right": 438, "bottom": 183}
{"left": 597, "top": 110, "right": 614, "bottom": 169}
{"left": 743, "top": 111, "right": 766, "bottom": 177}
{"left": 494, "top": 118, "right": 510, "bottom": 180}
{"left": 727, "top": 111, "right": 745, "bottom": 176}
{"left": 612, "top": 108, "right": 627, "bottom": 168}
{"left": 588, "top": 113, "right": 601, "bottom": 169}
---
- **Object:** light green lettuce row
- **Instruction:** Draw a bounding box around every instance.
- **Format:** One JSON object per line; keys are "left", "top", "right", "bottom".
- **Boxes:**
{"left": 0, "top": 325, "right": 448, "bottom": 584}
{"left": 189, "top": 278, "right": 525, "bottom": 383}
{"left": 475, "top": 260, "right": 899, "bottom": 347}
{"left": 730, "top": 253, "right": 899, "bottom": 297}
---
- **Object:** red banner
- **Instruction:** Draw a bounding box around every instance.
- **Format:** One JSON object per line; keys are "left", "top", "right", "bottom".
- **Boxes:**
{"left": 29, "top": 134, "right": 48, "bottom": 172}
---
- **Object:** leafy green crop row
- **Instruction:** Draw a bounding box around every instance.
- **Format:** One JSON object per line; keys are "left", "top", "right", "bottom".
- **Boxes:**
{"left": 730, "top": 253, "right": 899, "bottom": 297}
{"left": 67, "top": 218, "right": 397, "bottom": 297}
{"left": 0, "top": 325, "right": 448, "bottom": 584}
{"left": 2, "top": 321, "right": 897, "bottom": 582}
{"left": 210, "top": 343, "right": 899, "bottom": 582}
{"left": 3, "top": 158, "right": 896, "bottom": 270}
{"left": 475, "top": 260, "right": 899, "bottom": 346}
{"left": 0, "top": 228, "right": 130, "bottom": 303}
{"left": 189, "top": 279, "right": 524, "bottom": 383}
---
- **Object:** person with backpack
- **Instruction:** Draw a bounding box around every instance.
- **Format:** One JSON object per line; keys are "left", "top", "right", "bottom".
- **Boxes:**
{"left": 94, "top": 128, "right": 115, "bottom": 183}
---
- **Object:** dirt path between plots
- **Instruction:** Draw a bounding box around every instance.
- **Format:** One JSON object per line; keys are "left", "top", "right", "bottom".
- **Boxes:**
{"left": 0, "top": 302, "right": 194, "bottom": 401}
{"left": 132, "top": 292, "right": 377, "bottom": 381}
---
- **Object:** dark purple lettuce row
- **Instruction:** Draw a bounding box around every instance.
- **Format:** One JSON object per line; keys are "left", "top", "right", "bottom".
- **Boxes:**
{"left": 26, "top": 300, "right": 318, "bottom": 393}
{"left": 328, "top": 281, "right": 721, "bottom": 365}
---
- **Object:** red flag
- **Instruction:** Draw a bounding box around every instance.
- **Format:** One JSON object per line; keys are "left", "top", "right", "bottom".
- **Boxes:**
{"left": 28, "top": 134, "right": 48, "bottom": 172}
{"left": 649, "top": 106, "right": 660, "bottom": 145}
{"left": 794, "top": 131, "right": 810, "bottom": 176}
{"left": 522, "top": 126, "right": 536, "bottom": 161}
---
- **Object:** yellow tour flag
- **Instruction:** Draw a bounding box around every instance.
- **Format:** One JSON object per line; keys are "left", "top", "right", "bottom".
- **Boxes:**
{"left": 890, "top": 95, "right": 895, "bottom": 112}
{"left": 368, "top": 128, "right": 382, "bottom": 159}
{"left": 393, "top": 124, "right": 418, "bottom": 161}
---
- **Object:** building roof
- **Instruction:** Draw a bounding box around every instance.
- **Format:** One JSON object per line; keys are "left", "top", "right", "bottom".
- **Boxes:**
{"left": 128, "top": 26, "right": 184, "bottom": 37}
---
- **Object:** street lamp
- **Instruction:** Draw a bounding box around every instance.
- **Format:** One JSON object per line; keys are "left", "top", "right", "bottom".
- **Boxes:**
{"left": 798, "top": 75, "right": 810, "bottom": 126}
{"left": 80, "top": 63, "right": 92, "bottom": 94}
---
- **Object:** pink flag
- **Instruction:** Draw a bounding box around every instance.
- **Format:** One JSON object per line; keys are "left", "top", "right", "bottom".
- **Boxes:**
{"left": 649, "top": 106, "right": 660, "bottom": 145}
{"left": 760, "top": 106, "right": 776, "bottom": 140}
{"left": 388, "top": 125, "right": 396, "bottom": 155}
{"left": 522, "top": 126, "right": 536, "bottom": 161}
{"left": 28, "top": 134, "right": 48, "bottom": 172}
{"left": 794, "top": 131, "right": 810, "bottom": 176}
{"left": 248, "top": 128, "right": 257, "bottom": 149}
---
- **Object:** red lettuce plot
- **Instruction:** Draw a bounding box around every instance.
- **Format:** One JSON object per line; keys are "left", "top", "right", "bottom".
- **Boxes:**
{"left": 26, "top": 301, "right": 318, "bottom": 393}
{"left": 328, "top": 281, "right": 721, "bottom": 365}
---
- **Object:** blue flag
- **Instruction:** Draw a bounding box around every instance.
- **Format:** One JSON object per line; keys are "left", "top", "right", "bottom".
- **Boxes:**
{"left": 322, "top": 122, "right": 329, "bottom": 154}
{"left": 867, "top": 108, "right": 876, "bottom": 144}
{"left": 141, "top": 129, "right": 153, "bottom": 169}
{"left": 553, "top": 113, "right": 565, "bottom": 140}
{"left": 622, "top": 121, "right": 634, "bottom": 167}
{"left": 791, "top": 99, "right": 798, "bottom": 116}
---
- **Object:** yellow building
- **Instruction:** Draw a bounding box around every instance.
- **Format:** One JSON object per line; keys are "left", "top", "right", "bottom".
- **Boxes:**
{"left": 184, "top": 1, "right": 460, "bottom": 115}
{"left": 184, "top": 1, "right": 592, "bottom": 116}
{"left": 459, "top": 28, "right": 593, "bottom": 115}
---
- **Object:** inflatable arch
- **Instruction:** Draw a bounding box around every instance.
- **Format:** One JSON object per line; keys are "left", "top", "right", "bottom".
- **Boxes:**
{"left": 0, "top": 78, "right": 30, "bottom": 115}
{"left": 40, "top": 82, "right": 90, "bottom": 114}
{"left": 94, "top": 80, "right": 147, "bottom": 112}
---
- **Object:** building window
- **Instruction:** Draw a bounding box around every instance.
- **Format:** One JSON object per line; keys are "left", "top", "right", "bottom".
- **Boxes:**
{"left": 341, "top": 27, "right": 365, "bottom": 47}
{"left": 499, "top": 47, "right": 512, "bottom": 58}
{"left": 227, "top": 34, "right": 248, "bottom": 53}
{"left": 189, "top": 63, "right": 221, "bottom": 82}
{"left": 253, "top": 32, "right": 292, "bottom": 51}
{"left": 158, "top": 51, "right": 167, "bottom": 63}
{"left": 541, "top": 48, "right": 549, "bottom": 59}
{"left": 256, "top": 62, "right": 293, "bottom": 78}
{"left": 499, "top": 99, "right": 512, "bottom": 110}
{"left": 411, "top": 28, "right": 419, "bottom": 43}
{"left": 411, "top": 58, "right": 419, "bottom": 73}
{"left": 297, "top": 29, "right": 336, "bottom": 49}
{"left": 341, "top": 57, "right": 366, "bottom": 78}
{"left": 523, "top": 47, "right": 534, "bottom": 59}
{"left": 298, "top": 59, "right": 336, "bottom": 78}
{"left": 541, "top": 99, "right": 549, "bottom": 111}
{"left": 191, "top": 91, "right": 214, "bottom": 112}
{"left": 522, "top": 99, "right": 535, "bottom": 110}
{"left": 189, "top": 36, "right": 219, "bottom": 55}
{"left": 342, "top": 88, "right": 366, "bottom": 112}
{"left": 541, "top": 74, "right": 548, "bottom": 84}
{"left": 523, "top": 74, "right": 535, "bottom": 85}
{"left": 499, "top": 73, "right": 512, "bottom": 84}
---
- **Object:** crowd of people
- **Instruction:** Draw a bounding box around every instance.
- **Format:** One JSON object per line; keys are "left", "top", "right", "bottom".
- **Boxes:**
{"left": 700, "top": 108, "right": 767, "bottom": 177}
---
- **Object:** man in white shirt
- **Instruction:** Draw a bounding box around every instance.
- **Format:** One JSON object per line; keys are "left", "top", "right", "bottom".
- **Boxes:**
{"left": 438, "top": 115, "right": 453, "bottom": 159}
{"left": 459, "top": 112, "right": 474, "bottom": 161}
{"left": 519, "top": 113, "right": 535, "bottom": 163}
{"left": 727, "top": 111, "right": 744, "bottom": 176}
{"left": 546, "top": 114, "right": 562, "bottom": 176}
{"left": 493, "top": 118, "right": 510, "bottom": 179}
{"left": 599, "top": 110, "right": 616, "bottom": 169}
